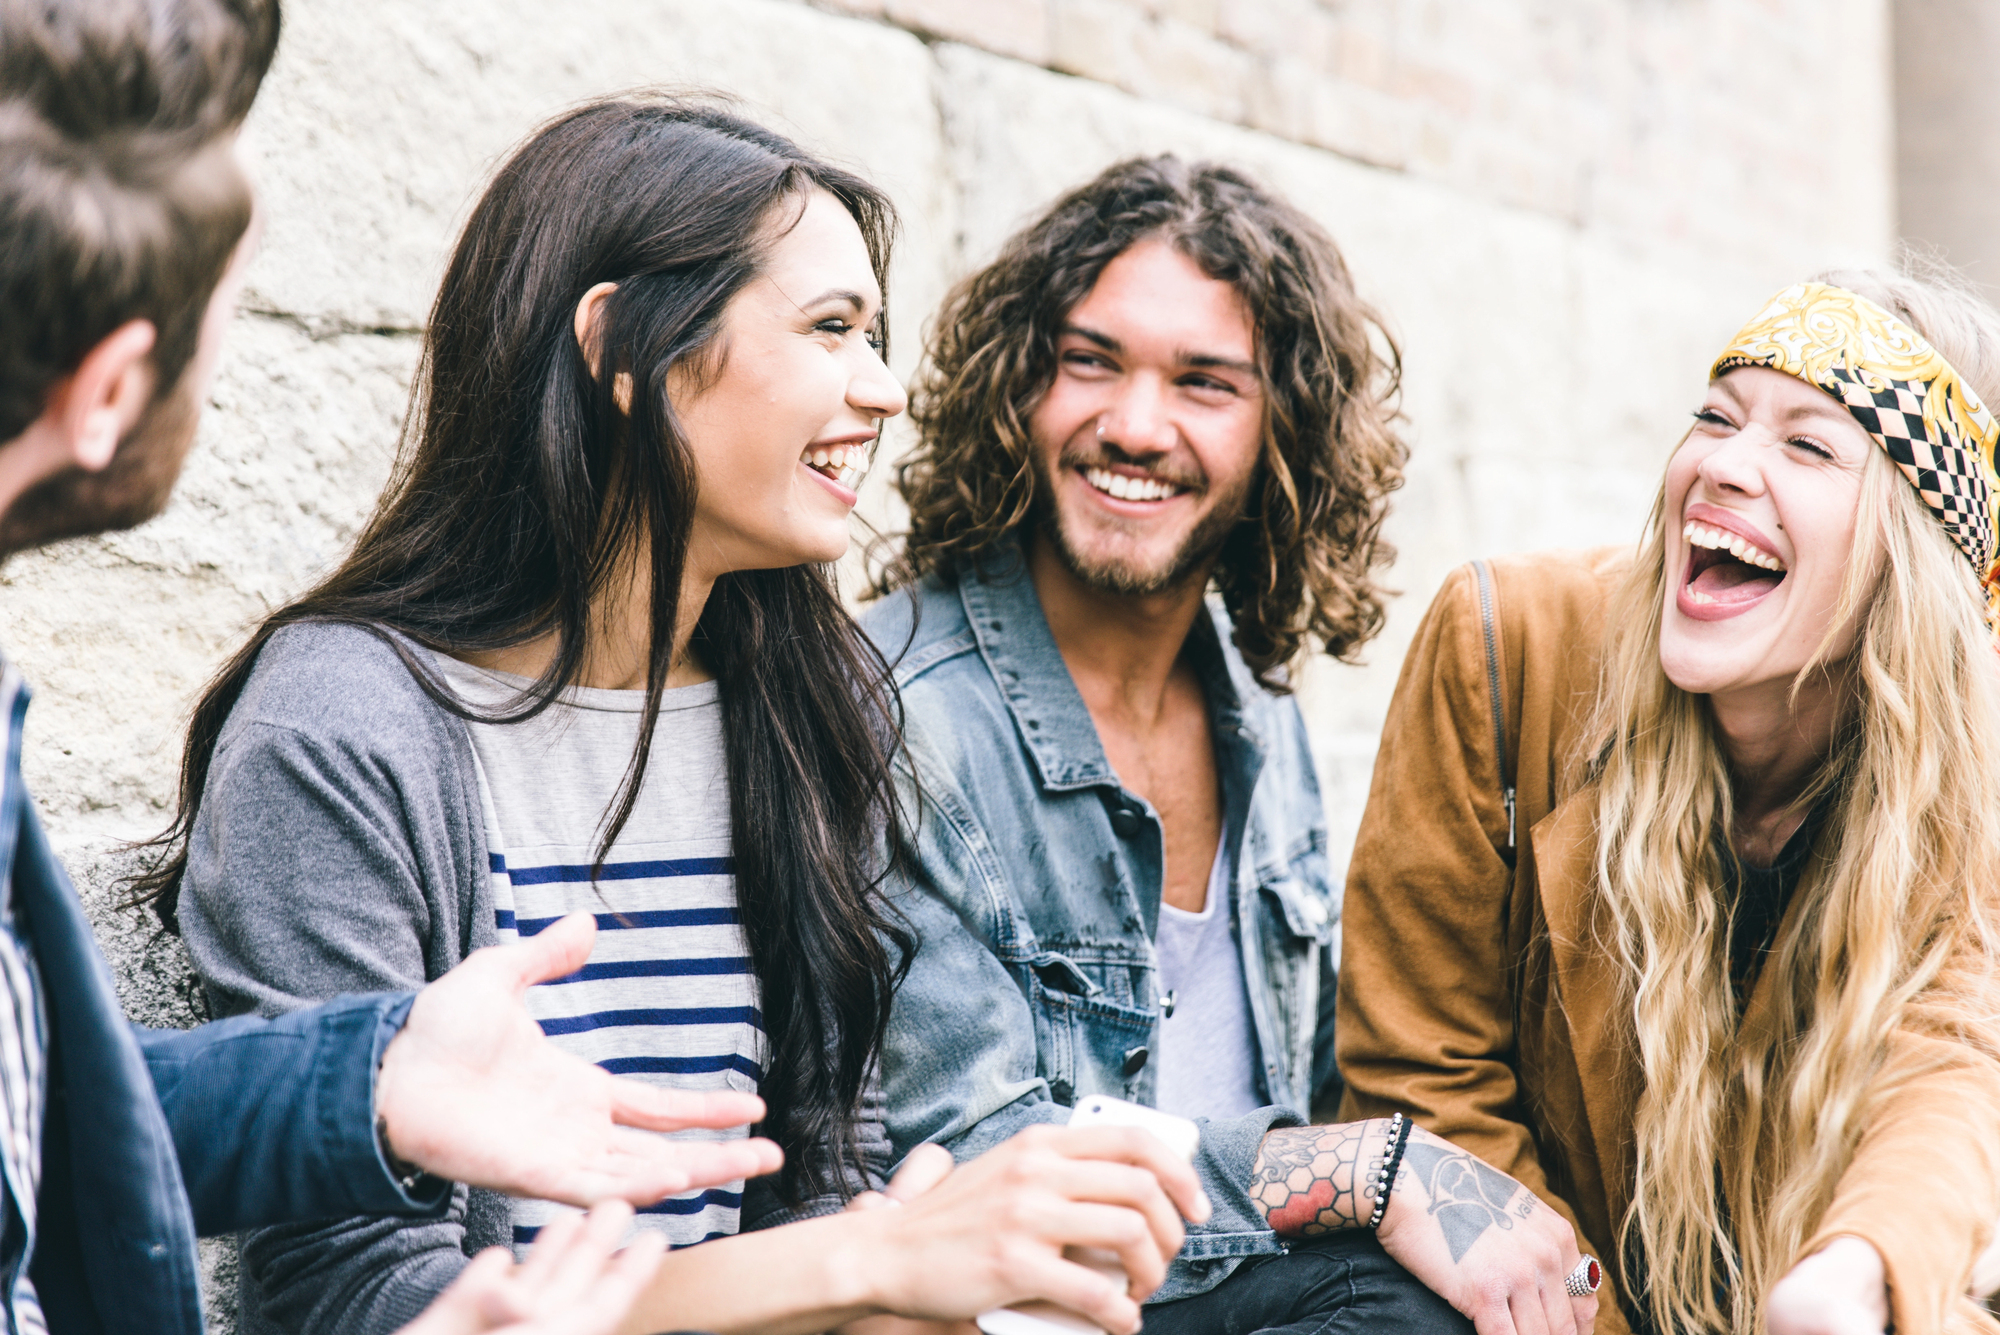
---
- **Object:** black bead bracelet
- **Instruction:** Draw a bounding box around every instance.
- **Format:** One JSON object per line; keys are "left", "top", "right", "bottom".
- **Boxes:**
{"left": 1366, "top": 1112, "right": 1415, "bottom": 1230}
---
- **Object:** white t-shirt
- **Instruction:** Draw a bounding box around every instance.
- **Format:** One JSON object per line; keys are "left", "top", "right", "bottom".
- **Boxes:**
{"left": 429, "top": 654, "right": 762, "bottom": 1255}
{"left": 1152, "top": 844, "right": 1265, "bottom": 1121}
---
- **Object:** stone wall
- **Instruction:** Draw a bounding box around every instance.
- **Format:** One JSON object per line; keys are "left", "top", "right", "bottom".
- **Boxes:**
{"left": 0, "top": 0, "right": 1895, "bottom": 1325}
{"left": 1895, "top": 0, "right": 2000, "bottom": 299}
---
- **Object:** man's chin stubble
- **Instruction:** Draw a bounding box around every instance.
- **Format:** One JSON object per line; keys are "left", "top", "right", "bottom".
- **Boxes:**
{"left": 1041, "top": 499, "right": 1242, "bottom": 599}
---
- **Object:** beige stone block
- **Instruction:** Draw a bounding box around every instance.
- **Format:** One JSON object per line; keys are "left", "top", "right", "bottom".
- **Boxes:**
{"left": 1149, "top": 0, "right": 1221, "bottom": 32}
{"left": 1049, "top": 0, "right": 1149, "bottom": 87}
{"left": 1390, "top": 58, "right": 1475, "bottom": 118}
{"left": 1126, "top": 15, "right": 1253, "bottom": 122}
{"left": 1303, "top": 81, "right": 1412, "bottom": 171}
{"left": 885, "top": 0, "right": 1051, "bottom": 63}
{"left": 1329, "top": 20, "right": 1391, "bottom": 89}
{"left": 241, "top": 0, "right": 952, "bottom": 348}
{"left": 4, "top": 317, "right": 416, "bottom": 852}
{"left": 1242, "top": 54, "right": 1314, "bottom": 143}
{"left": 1217, "top": 0, "right": 1329, "bottom": 63}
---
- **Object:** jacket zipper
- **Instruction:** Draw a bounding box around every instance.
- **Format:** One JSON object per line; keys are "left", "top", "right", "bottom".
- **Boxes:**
{"left": 1471, "top": 560, "right": 1516, "bottom": 851}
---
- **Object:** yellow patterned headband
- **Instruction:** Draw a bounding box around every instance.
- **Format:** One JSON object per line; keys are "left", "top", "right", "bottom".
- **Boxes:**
{"left": 1711, "top": 282, "right": 2000, "bottom": 630}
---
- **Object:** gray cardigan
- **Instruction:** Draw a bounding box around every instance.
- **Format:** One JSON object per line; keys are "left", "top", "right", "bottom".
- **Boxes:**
{"left": 179, "top": 622, "right": 885, "bottom": 1335}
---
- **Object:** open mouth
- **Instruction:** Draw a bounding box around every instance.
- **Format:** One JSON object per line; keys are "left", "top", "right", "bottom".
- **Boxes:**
{"left": 1681, "top": 519, "right": 1787, "bottom": 611}
{"left": 1080, "top": 465, "right": 1191, "bottom": 504}
{"left": 803, "top": 442, "right": 868, "bottom": 492}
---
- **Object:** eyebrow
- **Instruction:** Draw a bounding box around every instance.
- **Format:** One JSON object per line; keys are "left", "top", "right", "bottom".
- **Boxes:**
{"left": 1711, "top": 378, "right": 1851, "bottom": 426}
{"left": 1063, "top": 323, "right": 1256, "bottom": 376}
{"left": 801, "top": 288, "right": 872, "bottom": 314}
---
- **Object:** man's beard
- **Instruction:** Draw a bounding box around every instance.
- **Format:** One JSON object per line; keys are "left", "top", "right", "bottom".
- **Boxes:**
{"left": 0, "top": 380, "right": 199, "bottom": 556}
{"left": 1035, "top": 446, "right": 1254, "bottom": 598}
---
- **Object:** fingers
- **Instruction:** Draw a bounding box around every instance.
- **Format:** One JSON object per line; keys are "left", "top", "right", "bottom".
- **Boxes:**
{"left": 514, "top": 1210, "right": 585, "bottom": 1288}
{"left": 591, "top": 1228, "right": 669, "bottom": 1312}
{"left": 1530, "top": 1271, "right": 1571, "bottom": 1335}
{"left": 400, "top": 1247, "right": 521, "bottom": 1335}
{"left": 501, "top": 912, "right": 598, "bottom": 990}
{"left": 611, "top": 1133, "right": 783, "bottom": 1196}
{"left": 997, "top": 1148, "right": 1185, "bottom": 1268}
{"left": 1005, "top": 1252, "right": 1145, "bottom": 1335}
{"left": 1045, "top": 1124, "right": 1211, "bottom": 1224}
{"left": 1039, "top": 1203, "right": 1169, "bottom": 1300}
{"left": 542, "top": 1201, "right": 638, "bottom": 1298}
{"left": 1507, "top": 1284, "right": 1553, "bottom": 1335}
{"left": 607, "top": 1080, "right": 766, "bottom": 1134}
{"left": 547, "top": 1133, "right": 783, "bottom": 1208}
{"left": 846, "top": 1189, "right": 896, "bottom": 1212}
{"left": 885, "top": 1143, "right": 955, "bottom": 1202}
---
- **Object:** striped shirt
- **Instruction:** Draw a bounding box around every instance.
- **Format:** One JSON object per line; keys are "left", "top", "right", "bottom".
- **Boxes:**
{"left": 0, "top": 664, "right": 48, "bottom": 1335}
{"left": 428, "top": 655, "right": 761, "bottom": 1253}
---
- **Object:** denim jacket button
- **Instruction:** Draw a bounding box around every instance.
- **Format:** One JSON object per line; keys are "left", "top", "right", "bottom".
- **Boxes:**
{"left": 1122, "top": 1045, "right": 1149, "bottom": 1076}
{"left": 1109, "top": 807, "right": 1142, "bottom": 838}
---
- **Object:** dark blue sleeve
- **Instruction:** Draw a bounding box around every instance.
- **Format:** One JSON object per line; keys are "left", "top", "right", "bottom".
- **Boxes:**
{"left": 134, "top": 992, "right": 450, "bottom": 1236}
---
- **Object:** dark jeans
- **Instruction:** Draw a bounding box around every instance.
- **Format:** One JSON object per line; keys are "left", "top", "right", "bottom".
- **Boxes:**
{"left": 1144, "top": 1233, "right": 1474, "bottom": 1335}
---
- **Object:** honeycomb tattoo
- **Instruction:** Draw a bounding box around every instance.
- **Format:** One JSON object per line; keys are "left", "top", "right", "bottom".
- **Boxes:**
{"left": 1249, "top": 1120, "right": 1538, "bottom": 1263}
{"left": 1246, "top": 1120, "right": 1392, "bottom": 1236}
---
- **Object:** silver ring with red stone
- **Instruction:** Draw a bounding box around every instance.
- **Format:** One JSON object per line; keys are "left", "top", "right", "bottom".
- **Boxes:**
{"left": 1564, "top": 1256, "right": 1603, "bottom": 1297}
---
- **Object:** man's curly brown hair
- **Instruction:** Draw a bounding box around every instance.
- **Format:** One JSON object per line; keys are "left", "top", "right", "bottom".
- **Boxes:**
{"left": 871, "top": 155, "right": 1407, "bottom": 691}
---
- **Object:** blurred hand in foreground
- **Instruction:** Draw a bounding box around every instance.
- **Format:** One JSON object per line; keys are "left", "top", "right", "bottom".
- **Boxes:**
{"left": 395, "top": 1202, "right": 666, "bottom": 1335}
{"left": 376, "top": 912, "right": 783, "bottom": 1204}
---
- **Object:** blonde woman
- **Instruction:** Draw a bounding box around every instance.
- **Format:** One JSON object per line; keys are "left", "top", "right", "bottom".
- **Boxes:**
{"left": 1339, "top": 269, "right": 2000, "bottom": 1335}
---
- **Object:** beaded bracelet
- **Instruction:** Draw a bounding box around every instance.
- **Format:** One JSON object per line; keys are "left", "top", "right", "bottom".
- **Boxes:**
{"left": 1366, "top": 1112, "right": 1414, "bottom": 1230}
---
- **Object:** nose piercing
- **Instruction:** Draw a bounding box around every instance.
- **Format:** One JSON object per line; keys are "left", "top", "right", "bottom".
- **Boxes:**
{"left": 1096, "top": 418, "right": 1107, "bottom": 439}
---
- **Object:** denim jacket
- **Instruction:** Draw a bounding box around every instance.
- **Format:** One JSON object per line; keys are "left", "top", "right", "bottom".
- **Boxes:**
{"left": 0, "top": 663, "right": 445, "bottom": 1335}
{"left": 862, "top": 548, "right": 1340, "bottom": 1300}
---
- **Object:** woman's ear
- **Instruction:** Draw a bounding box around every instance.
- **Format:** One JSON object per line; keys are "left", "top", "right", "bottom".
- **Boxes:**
{"left": 572, "top": 281, "right": 633, "bottom": 412}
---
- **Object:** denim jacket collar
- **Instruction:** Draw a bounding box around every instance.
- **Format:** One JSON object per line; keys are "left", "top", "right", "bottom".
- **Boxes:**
{"left": 957, "top": 543, "right": 1260, "bottom": 796}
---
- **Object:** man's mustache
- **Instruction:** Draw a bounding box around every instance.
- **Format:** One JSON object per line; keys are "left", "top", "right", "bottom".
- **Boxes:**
{"left": 1057, "top": 445, "right": 1208, "bottom": 495}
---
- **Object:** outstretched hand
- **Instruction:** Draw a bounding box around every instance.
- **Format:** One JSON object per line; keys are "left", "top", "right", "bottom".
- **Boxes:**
{"left": 394, "top": 1201, "right": 667, "bottom": 1335}
{"left": 375, "top": 913, "right": 783, "bottom": 1205}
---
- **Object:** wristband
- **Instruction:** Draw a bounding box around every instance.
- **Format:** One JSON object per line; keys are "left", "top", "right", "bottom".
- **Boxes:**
{"left": 1366, "top": 1112, "right": 1413, "bottom": 1230}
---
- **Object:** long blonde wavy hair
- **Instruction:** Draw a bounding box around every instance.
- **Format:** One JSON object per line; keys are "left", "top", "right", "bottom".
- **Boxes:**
{"left": 1589, "top": 265, "right": 2000, "bottom": 1333}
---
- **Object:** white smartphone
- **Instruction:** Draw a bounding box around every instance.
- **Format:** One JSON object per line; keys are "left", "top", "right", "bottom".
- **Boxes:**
{"left": 974, "top": 1096, "right": 1202, "bottom": 1335}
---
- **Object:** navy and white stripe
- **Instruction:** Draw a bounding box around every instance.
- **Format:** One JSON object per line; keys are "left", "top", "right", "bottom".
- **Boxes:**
{"left": 430, "top": 656, "right": 761, "bottom": 1255}
{"left": 0, "top": 664, "right": 48, "bottom": 1334}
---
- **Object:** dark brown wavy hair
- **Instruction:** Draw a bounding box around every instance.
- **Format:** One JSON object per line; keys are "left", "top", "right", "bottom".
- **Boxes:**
{"left": 872, "top": 155, "right": 1407, "bottom": 687}
{"left": 130, "top": 97, "right": 909, "bottom": 1202}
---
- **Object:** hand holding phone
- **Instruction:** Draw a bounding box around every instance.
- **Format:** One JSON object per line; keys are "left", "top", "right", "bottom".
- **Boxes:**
{"left": 974, "top": 1097, "right": 1201, "bottom": 1335}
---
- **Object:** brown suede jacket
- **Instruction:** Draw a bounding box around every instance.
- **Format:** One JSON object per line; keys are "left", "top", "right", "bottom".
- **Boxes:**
{"left": 1337, "top": 548, "right": 2000, "bottom": 1335}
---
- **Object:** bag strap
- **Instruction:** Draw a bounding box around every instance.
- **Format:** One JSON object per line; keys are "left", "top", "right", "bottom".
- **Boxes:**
{"left": 1470, "top": 560, "right": 1517, "bottom": 857}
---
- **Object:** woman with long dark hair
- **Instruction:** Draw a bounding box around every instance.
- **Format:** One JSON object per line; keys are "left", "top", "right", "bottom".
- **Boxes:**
{"left": 136, "top": 96, "right": 1202, "bottom": 1335}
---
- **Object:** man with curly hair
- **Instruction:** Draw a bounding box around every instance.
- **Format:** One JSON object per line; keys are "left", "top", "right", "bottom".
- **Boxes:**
{"left": 863, "top": 158, "right": 1595, "bottom": 1333}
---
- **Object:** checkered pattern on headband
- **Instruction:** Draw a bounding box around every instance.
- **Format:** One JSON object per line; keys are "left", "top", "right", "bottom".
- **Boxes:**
{"left": 1826, "top": 363, "right": 1996, "bottom": 576}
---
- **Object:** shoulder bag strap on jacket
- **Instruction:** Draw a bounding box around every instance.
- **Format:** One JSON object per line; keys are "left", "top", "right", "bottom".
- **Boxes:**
{"left": 1470, "top": 560, "right": 1518, "bottom": 861}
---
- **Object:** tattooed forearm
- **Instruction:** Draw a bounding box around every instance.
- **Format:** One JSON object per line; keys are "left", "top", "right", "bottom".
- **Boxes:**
{"left": 1248, "top": 1121, "right": 1540, "bottom": 1258}
{"left": 1399, "top": 1137, "right": 1534, "bottom": 1262}
{"left": 1247, "top": 1119, "right": 1395, "bottom": 1236}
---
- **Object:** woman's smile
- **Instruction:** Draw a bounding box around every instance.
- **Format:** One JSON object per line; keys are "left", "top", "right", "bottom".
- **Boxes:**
{"left": 798, "top": 435, "right": 871, "bottom": 506}
{"left": 1676, "top": 502, "right": 1789, "bottom": 621}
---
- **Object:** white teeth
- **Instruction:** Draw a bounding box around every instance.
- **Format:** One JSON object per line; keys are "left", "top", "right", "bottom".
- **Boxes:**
{"left": 1681, "top": 519, "right": 1786, "bottom": 572}
{"left": 802, "top": 443, "right": 868, "bottom": 486}
{"left": 1083, "top": 466, "right": 1180, "bottom": 502}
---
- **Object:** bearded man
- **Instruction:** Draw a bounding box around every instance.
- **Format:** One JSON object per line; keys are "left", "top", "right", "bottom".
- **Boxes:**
{"left": 862, "top": 157, "right": 1595, "bottom": 1335}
